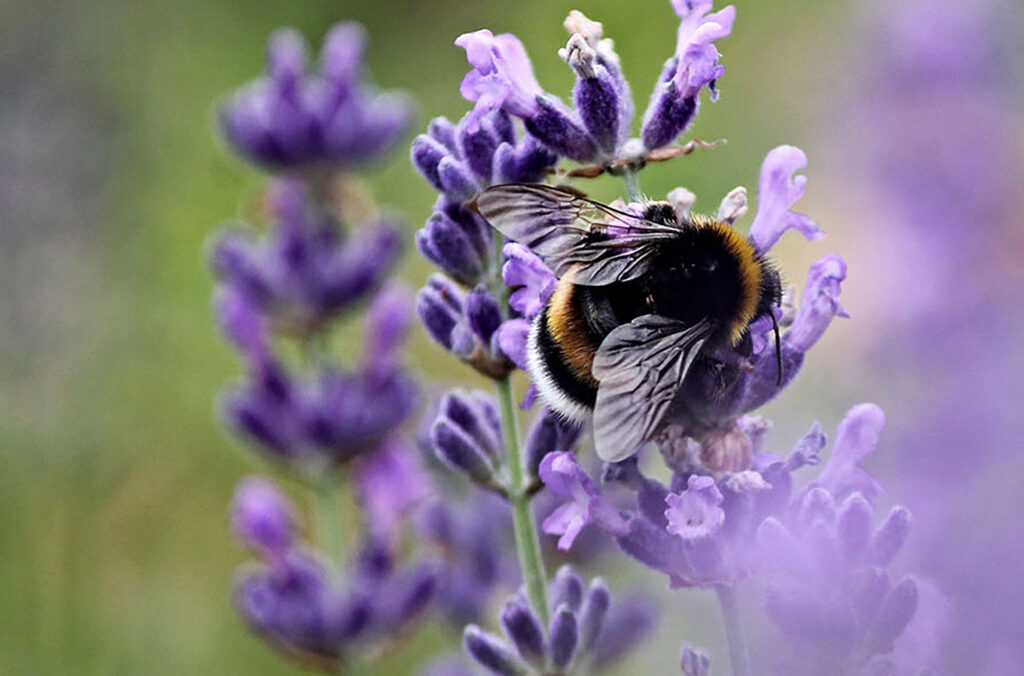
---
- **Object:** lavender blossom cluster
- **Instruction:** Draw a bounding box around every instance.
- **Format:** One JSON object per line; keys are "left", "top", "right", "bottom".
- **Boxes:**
{"left": 211, "top": 22, "right": 448, "bottom": 671}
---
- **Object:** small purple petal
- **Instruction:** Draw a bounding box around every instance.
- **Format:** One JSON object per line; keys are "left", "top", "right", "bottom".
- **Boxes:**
{"left": 748, "top": 146, "right": 824, "bottom": 253}
{"left": 815, "top": 404, "right": 885, "bottom": 502}
{"left": 456, "top": 30, "right": 543, "bottom": 132}
{"left": 665, "top": 475, "right": 726, "bottom": 541}
{"left": 502, "top": 242, "right": 558, "bottom": 320}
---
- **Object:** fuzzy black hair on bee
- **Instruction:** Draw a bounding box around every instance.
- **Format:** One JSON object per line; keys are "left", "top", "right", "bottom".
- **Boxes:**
{"left": 477, "top": 183, "right": 783, "bottom": 462}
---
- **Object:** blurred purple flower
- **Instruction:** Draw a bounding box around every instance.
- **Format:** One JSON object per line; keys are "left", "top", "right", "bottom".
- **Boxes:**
{"left": 419, "top": 491, "right": 515, "bottom": 627}
{"left": 231, "top": 476, "right": 298, "bottom": 556}
{"left": 219, "top": 340, "right": 417, "bottom": 474}
{"left": 353, "top": 440, "right": 431, "bottom": 542}
{"left": 429, "top": 389, "right": 504, "bottom": 489}
{"left": 220, "top": 23, "right": 414, "bottom": 173}
{"left": 210, "top": 181, "right": 403, "bottom": 337}
{"left": 230, "top": 479, "right": 437, "bottom": 668}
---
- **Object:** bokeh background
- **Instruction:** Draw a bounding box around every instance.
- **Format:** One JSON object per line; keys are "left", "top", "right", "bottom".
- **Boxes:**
{"left": 2, "top": 0, "right": 1021, "bottom": 673}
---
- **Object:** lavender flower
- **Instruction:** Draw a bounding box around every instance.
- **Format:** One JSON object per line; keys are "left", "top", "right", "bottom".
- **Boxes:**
{"left": 220, "top": 23, "right": 414, "bottom": 173}
{"left": 230, "top": 480, "right": 437, "bottom": 668}
{"left": 419, "top": 492, "right": 515, "bottom": 626}
{"left": 219, "top": 315, "right": 417, "bottom": 474}
{"left": 539, "top": 451, "right": 627, "bottom": 550}
{"left": 412, "top": 109, "right": 557, "bottom": 205}
{"left": 641, "top": 1, "right": 735, "bottom": 151}
{"left": 211, "top": 181, "right": 402, "bottom": 337}
{"left": 417, "top": 276, "right": 514, "bottom": 379}
{"left": 455, "top": 4, "right": 731, "bottom": 168}
{"left": 462, "top": 567, "right": 656, "bottom": 675}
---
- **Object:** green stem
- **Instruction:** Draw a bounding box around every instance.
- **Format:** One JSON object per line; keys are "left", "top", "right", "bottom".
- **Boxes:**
{"left": 314, "top": 477, "right": 345, "bottom": 568}
{"left": 496, "top": 375, "right": 550, "bottom": 627}
{"left": 715, "top": 585, "right": 751, "bottom": 676}
{"left": 623, "top": 166, "right": 643, "bottom": 202}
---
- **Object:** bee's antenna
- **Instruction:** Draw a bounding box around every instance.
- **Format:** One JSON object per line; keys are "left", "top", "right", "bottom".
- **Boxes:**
{"left": 770, "top": 308, "right": 783, "bottom": 386}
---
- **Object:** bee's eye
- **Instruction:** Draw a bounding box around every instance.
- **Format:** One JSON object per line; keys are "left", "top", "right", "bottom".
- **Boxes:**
{"left": 703, "top": 260, "right": 718, "bottom": 273}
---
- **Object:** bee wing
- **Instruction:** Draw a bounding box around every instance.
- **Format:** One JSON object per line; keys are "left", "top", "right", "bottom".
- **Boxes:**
{"left": 591, "top": 315, "right": 714, "bottom": 462}
{"left": 476, "top": 183, "right": 681, "bottom": 286}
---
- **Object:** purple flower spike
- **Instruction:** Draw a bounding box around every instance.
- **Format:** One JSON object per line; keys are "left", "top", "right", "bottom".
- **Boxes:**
{"left": 231, "top": 476, "right": 297, "bottom": 555}
{"left": 642, "top": 1, "right": 735, "bottom": 150}
{"left": 456, "top": 30, "right": 544, "bottom": 132}
{"left": 502, "top": 242, "right": 558, "bottom": 320}
{"left": 539, "top": 452, "right": 628, "bottom": 550}
{"left": 815, "top": 403, "right": 885, "bottom": 502}
{"left": 665, "top": 475, "right": 726, "bottom": 541}
{"left": 220, "top": 22, "right": 413, "bottom": 173}
{"left": 748, "top": 146, "right": 824, "bottom": 254}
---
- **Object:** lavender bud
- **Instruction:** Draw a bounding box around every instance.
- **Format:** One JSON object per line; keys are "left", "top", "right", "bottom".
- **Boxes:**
{"left": 230, "top": 476, "right": 297, "bottom": 554}
{"left": 463, "top": 625, "right": 530, "bottom": 676}
{"left": 431, "top": 418, "right": 498, "bottom": 485}
{"left": 464, "top": 286, "right": 504, "bottom": 348}
{"left": 864, "top": 577, "right": 919, "bottom": 655}
{"left": 416, "top": 275, "right": 463, "bottom": 351}
{"left": 458, "top": 116, "right": 500, "bottom": 183}
{"left": 524, "top": 97, "right": 597, "bottom": 163}
{"left": 500, "top": 598, "right": 546, "bottom": 666}
{"left": 438, "top": 157, "right": 480, "bottom": 204}
{"left": 871, "top": 506, "right": 912, "bottom": 566}
{"left": 524, "top": 408, "right": 582, "bottom": 478}
{"left": 411, "top": 134, "right": 449, "bottom": 192}
{"left": 549, "top": 565, "right": 584, "bottom": 613}
{"left": 417, "top": 213, "right": 485, "bottom": 286}
{"left": 837, "top": 493, "right": 874, "bottom": 559}
{"left": 428, "top": 116, "right": 460, "bottom": 155}
{"left": 440, "top": 390, "right": 504, "bottom": 462}
{"left": 561, "top": 34, "right": 622, "bottom": 156}
{"left": 549, "top": 604, "right": 578, "bottom": 669}
{"left": 577, "top": 578, "right": 611, "bottom": 653}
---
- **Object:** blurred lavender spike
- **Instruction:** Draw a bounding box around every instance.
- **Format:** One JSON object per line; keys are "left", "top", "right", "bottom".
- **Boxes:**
{"left": 220, "top": 22, "right": 415, "bottom": 173}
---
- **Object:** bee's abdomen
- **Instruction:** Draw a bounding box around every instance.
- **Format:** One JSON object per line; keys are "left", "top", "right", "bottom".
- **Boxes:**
{"left": 528, "top": 281, "right": 602, "bottom": 421}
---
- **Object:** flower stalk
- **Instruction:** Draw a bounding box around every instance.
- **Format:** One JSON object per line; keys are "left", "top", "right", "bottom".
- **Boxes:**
{"left": 715, "top": 584, "right": 750, "bottom": 676}
{"left": 622, "top": 166, "right": 643, "bottom": 203}
{"left": 496, "top": 373, "right": 551, "bottom": 628}
{"left": 314, "top": 476, "right": 345, "bottom": 568}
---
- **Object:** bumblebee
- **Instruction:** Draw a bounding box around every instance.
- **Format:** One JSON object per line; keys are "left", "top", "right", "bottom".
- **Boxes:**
{"left": 476, "top": 183, "right": 782, "bottom": 462}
